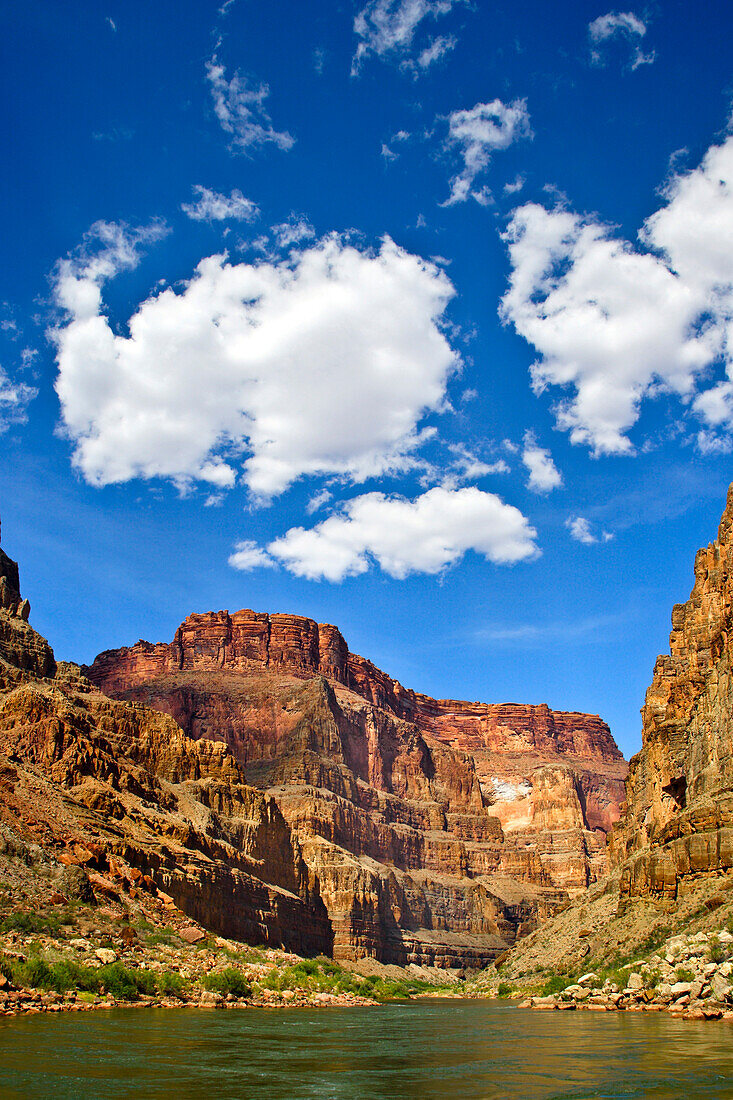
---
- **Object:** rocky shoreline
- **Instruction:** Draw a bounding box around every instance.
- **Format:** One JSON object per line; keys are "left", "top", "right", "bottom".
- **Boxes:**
{"left": 0, "top": 987, "right": 376, "bottom": 1018}
{"left": 520, "top": 927, "right": 733, "bottom": 1022}
{"left": 0, "top": 909, "right": 458, "bottom": 1019}
{"left": 5, "top": 927, "right": 733, "bottom": 1024}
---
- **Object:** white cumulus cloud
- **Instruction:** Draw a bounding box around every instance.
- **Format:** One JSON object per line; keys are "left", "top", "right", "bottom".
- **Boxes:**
{"left": 501, "top": 133, "right": 733, "bottom": 455}
{"left": 231, "top": 486, "right": 538, "bottom": 582}
{"left": 442, "top": 99, "right": 531, "bottom": 206}
{"left": 521, "top": 432, "right": 562, "bottom": 493}
{"left": 51, "top": 230, "right": 459, "bottom": 498}
{"left": 352, "top": 0, "right": 465, "bottom": 74}
{"left": 588, "top": 11, "right": 654, "bottom": 69}
{"left": 182, "top": 186, "right": 259, "bottom": 222}
{"left": 53, "top": 220, "right": 169, "bottom": 311}
{"left": 206, "top": 55, "right": 294, "bottom": 153}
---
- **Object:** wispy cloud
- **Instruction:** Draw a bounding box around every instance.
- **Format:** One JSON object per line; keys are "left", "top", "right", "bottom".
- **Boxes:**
{"left": 566, "top": 516, "right": 613, "bottom": 545}
{"left": 476, "top": 613, "right": 625, "bottom": 646}
{"left": 588, "top": 11, "right": 655, "bottom": 70}
{"left": 381, "top": 129, "right": 411, "bottom": 162}
{"left": 206, "top": 55, "right": 294, "bottom": 154}
{"left": 182, "top": 186, "right": 259, "bottom": 222}
{"left": 352, "top": 0, "right": 466, "bottom": 75}
{"left": 271, "top": 215, "right": 315, "bottom": 249}
{"left": 313, "top": 47, "right": 326, "bottom": 74}
{"left": 416, "top": 34, "right": 456, "bottom": 69}
{"left": 92, "top": 127, "right": 134, "bottom": 143}
{"left": 306, "top": 488, "right": 333, "bottom": 515}
{"left": 433, "top": 443, "right": 510, "bottom": 487}
{"left": 442, "top": 99, "right": 532, "bottom": 206}
{"left": 504, "top": 174, "right": 525, "bottom": 196}
{"left": 0, "top": 365, "right": 36, "bottom": 432}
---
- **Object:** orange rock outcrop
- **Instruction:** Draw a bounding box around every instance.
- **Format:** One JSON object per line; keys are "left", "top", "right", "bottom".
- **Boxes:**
{"left": 610, "top": 483, "right": 733, "bottom": 904}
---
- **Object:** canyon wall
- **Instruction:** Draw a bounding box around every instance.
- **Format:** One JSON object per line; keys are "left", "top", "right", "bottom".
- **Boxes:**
{"left": 495, "top": 481, "right": 733, "bottom": 985}
{"left": 610, "top": 484, "right": 733, "bottom": 905}
{"left": 0, "top": 540, "right": 331, "bottom": 957}
{"left": 87, "top": 601, "right": 627, "bottom": 966}
{"left": 88, "top": 608, "right": 626, "bottom": 837}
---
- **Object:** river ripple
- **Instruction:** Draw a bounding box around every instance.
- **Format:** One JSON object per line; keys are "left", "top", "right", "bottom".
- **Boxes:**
{"left": 1, "top": 999, "right": 732, "bottom": 1099}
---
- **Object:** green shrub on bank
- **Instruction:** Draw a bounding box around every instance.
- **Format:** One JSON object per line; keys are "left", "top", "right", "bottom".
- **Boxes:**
{"left": 157, "top": 971, "right": 185, "bottom": 997}
{"left": 202, "top": 967, "right": 250, "bottom": 997}
{"left": 496, "top": 982, "right": 514, "bottom": 997}
{"left": 540, "top": 973, "right": 575, "bottom": 997}
{"left": 0, "top": 952, "right": 162, "bottom": 1000}
{"left": 100, "top": 963, "right": 156, "bottom": 999}
{"left": 0, "top": 946, "right": 448, "bottom": 1005}
{"left": 258, "top": 957, "right": 445, "bottom": 1001}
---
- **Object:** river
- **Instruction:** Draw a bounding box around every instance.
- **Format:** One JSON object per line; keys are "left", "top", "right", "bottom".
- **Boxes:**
{"left": 1, "top": 999, "right": 731, "bottom": 1098}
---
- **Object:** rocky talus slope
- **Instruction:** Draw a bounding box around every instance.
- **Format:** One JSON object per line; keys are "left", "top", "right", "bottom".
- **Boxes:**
{"left": 0, "top": 542, "right": 331, "bottom": 959}
{"left": 87, "top": 606, "right": 626, "bottom": 968}
{"left": 482, "top": 482, "right": 733, "bottom": 1016}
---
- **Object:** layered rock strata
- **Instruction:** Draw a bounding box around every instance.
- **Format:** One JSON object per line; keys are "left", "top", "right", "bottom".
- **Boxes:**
{"left": 0, "top": 539, "right": 331, "bottom": 957}
{"left": 87, "top": 604, "right": 627, "bottom": 965}
{"left": 610, "top": 484, "right": 733, "bottom": 904}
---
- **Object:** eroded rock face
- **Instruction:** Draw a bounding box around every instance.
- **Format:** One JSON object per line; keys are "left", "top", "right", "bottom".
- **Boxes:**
{"left": 86, "top": 600, "right": 627, "bottom": 965}
{"left": 0, "top": 535, "right": 331, "bottom": 956}
{"left": 87, "top": 609, "right": 626, "bottom": 833}
{"left": 610, "top": 484, "right": 733, "bottom": 904}
{"left": 0, "top": 545, "right": 54, "bottom": 678}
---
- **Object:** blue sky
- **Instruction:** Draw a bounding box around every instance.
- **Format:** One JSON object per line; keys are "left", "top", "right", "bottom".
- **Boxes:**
{"left": 2, "top": 0, "right": 732, "bottom": 759}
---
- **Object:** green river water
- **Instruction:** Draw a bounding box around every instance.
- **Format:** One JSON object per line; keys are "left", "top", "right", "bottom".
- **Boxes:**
{"left": 0, "top": 999, "right": 731, "bottom": 1099}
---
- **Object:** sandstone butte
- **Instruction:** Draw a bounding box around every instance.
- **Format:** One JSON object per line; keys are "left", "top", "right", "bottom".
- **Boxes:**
{"left": 83, "top": 585, "right": 627, "bottom": 969}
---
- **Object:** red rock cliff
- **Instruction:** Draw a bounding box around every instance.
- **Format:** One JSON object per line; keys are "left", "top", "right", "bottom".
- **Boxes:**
{"left": 89, "top": 608, "right": 626, "bottom": 835}
{"left": 89, "top": 609, "right": 622, "bottom": 776}
{"left": 85, "top": 604, "right": 628, "bottom": 965}
{"left": 610, "top": 483, "right": 733, "bottom": 904}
